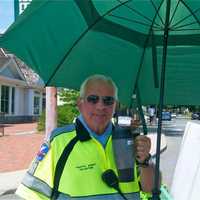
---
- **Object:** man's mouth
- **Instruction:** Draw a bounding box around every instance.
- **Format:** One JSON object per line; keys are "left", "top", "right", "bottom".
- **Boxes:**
{"left": 93, "top": 113, "right": 106, "bottom": 117}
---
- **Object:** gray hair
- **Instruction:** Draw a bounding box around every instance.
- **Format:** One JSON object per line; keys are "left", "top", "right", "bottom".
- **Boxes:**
{"left": 79, "top": 74, "right": 118, "bottom": 100}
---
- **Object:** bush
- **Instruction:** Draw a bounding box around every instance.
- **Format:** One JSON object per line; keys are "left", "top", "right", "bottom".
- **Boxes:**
{"left": 57, "top": 104, "right": 79, "bottom": 126}
{"left": 37, "top": 110, "right": 45, "bottom": 132}
{"left": 38, "top": 104, "right": 79, "bottom": 131}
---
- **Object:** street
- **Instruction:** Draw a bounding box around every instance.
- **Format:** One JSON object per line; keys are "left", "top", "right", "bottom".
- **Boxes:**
{"left": 160, "top": 118, "right": 200, "bottom": 187}
{"left": 0, "top": 118, "right": 196, "bottom": 200}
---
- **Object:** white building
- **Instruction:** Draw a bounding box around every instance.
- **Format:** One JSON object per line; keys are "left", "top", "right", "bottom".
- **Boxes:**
{"left": 18, "top": 0, "right": 32, "bottom": 14}
{"left": 0, "top": 48, "right": 45, "bottom": 123}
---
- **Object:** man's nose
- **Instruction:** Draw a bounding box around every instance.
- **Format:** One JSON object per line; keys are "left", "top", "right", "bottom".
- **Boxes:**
{"left": 95, "top": 99, "right": 105, "bottom": 109}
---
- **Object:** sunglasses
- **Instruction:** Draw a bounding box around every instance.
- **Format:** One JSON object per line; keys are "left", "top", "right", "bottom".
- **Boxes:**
{"left": 86, "top": 95, "right": 116, "bottom": 106}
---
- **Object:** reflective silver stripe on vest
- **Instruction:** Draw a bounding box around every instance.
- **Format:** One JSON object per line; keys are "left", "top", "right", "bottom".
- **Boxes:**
{"left": 28, "top": 159, "right": 40, "bottom": 175}
{"left": 57, "top": 192, "right": 140, "bottom": 200}
{"left": 21, "top": 172, "right": 52, "bottom": 198}
{"left": 21, "top": 173, "right": 140, "bottom": 200}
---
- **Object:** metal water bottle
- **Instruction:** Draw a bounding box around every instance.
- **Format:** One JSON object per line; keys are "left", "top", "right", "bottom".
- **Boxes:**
{"left": 112, "top": 125, "right": 135, "bottom": 182}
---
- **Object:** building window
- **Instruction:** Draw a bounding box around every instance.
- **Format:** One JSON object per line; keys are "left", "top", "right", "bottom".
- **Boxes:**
{"left": 42, "top": 93, "right": 46, "bottom": 110}
{"left": 21, "top": 4, "right": 25, "bottom": 11}
{"left": 33, "top": 96, "right": 40, "bottom": 115}
{"left": 1, "top": 86, "right": 9, "bottom": 114}
{"left": 19, "top": 0, "right": 32, "bottom": 14}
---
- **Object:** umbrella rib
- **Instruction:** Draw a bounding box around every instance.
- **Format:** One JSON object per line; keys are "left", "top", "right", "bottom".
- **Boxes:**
{"left": 150, "top": 0, "right": 165, "bottom": 26}
{"left": 151, "top": 31, "right": 159, "bottom": 89}
{"left": 109, "top": 14, "right": 160, "bottom": 29}
{"left": 168, "top": 0, "right": 181, "bottom": 26}
{"left": 170, "top": 28, "right": 200, "bottom": 32}
{"left": 170, "top": 8, "right": 200, "bottom": 29}
{"left": 45, "top": 28, "right": 92, "bottom": 86}
{"left": 116, "top": 0, "right": 161, "bottom": 27}
{"left": 26, "top": 47, "right": 41, "bottom": 76}
{"left": 171, "top": 21, "right": 199, "bottom": 31}
{"left": 170, "top": 6, "right": 200, "bottom": 29}
{"left": 180, "top": 0, "right": 200, "bottom": 26}
{"left": 133, "top": 0, "right": 165, "bottom": 92}
{"left": 46, "top": 0, "right": 136, "bottom": 85}
{"left": 152, "top": 27, "right": 165, "bottom": 31}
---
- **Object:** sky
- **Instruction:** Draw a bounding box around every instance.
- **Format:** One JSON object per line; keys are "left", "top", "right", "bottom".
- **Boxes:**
{"left": 0, "top": 0, "right": 14, "bottom": 33}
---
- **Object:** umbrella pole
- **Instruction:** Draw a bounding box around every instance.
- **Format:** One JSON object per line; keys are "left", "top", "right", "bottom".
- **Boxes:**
{"left": 152, "top": 0, "right": 171, "bottom": 199}
{"left": 130, "top": 90, "right": 148, "bottom": 135}
{"left": 135, "top": 88, "right": 148, "bottom": 135}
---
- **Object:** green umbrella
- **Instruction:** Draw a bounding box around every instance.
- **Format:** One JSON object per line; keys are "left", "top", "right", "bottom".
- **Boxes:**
{"left": 0, "top": 0, "right": 199, "bottom": 106}
{"left": 1, "top": 0, "right": 200, "bottom": 199}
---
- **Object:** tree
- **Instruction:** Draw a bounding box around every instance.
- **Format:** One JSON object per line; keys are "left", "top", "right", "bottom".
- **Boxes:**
{"left": 58, "top": 88, "right": 79, "bottom": 106}
{"left": 38, "top": 88, "right": 79, "bottom": 131}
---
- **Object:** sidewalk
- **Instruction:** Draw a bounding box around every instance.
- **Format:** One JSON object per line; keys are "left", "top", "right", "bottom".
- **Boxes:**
{"left": 0, "top": 123, "right": 44, "bottom": 195}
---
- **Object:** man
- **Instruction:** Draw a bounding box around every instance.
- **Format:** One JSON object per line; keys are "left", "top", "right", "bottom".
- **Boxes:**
{"left": 16, "top": 74, "right": 156, "bottom": 200}
{"left": 148, "top": 106, "right": 155, "bottom": 125}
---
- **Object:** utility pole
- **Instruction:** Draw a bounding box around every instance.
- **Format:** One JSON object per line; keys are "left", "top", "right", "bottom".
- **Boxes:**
{"left": 13, "top": 0, "right": 58, "bottom": 138}
{"left": 45, "top": 87, "right": 57, "bottom": 139}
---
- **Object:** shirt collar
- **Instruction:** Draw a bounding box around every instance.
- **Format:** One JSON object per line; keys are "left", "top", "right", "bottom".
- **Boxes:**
{"left": 77, "top": 114, "right": 112, "bottom": 137}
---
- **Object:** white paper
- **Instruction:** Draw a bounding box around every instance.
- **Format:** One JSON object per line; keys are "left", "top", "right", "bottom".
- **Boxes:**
{"left": 118, "top": 116, "right": 132, "bottom": 126}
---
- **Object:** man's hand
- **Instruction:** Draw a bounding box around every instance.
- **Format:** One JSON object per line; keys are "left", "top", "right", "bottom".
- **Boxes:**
{"left": 135, "top": 135, "right": 156, "bottom": 192}
{"left": 130, "top": 119, "right": 140, "bottom": 129}
{"left": 135, "top": 135, "right": 151, "bottom": 163}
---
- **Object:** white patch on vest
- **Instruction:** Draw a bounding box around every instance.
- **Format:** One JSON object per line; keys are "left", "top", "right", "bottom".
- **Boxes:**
{"left": 76, "top": 163, "right": 96, "bottom": 171}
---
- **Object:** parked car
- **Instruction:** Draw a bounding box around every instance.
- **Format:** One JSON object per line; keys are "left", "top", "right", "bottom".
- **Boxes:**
{"left": 171, "top": 113, "right": 177, "bottom": 119}
{"left": 162, "top": 111, "right": 172, "bottom": 121}
{"left": 191, "top": 112, "right": 200, "bottom": 120}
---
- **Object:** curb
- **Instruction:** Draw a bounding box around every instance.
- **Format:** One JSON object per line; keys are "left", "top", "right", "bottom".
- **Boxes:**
{"left": 0, "top": 170, "right": 26, "bottom": 196}
{"left": 15, "top": 130, "right": 37, "bottom": 136}
{"left": 0, "top": 189, "right": 16, "bottom": 196}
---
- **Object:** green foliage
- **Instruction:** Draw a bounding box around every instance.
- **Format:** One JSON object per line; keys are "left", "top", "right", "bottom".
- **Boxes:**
{"left": 37, "top": 110, "right": 45, "bottom": 131}
{"left": 38, "top": 88, "right": 80, "bottom": 131}
{"left": 37, "top": 104, "right": 79, "bottom": 131}
{"left": 59, "top": 88, "right": 79, "bottom": 106}
{"left": 57, "top": 104, "right": 79, "bottom": 127}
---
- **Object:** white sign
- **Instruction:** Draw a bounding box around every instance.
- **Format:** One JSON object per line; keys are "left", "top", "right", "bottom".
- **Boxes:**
{"left": 171, "top": 122, "right": 200, "bottom": 200}
{"left": 118, "top": 116, "right": 132, "bottom": 126}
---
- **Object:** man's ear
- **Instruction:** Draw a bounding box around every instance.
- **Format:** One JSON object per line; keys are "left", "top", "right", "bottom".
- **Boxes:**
{"left": 77, "top": 97, "right": 82, "bottom": 111}
{"left": 112, "top": 100, "right": 118, "bottom": 116}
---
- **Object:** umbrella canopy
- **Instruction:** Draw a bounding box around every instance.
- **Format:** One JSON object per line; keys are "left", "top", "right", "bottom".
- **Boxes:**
{"left": 1, "top": 0, "right": 200, "bottom": 106}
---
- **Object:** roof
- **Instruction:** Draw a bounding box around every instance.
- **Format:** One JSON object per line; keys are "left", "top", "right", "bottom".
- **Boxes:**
{"left": 0, "top": 57, "right": 9, "bottom": 69}
{"left": 0, "top": 48, "right": 44, "bottom": 87}
{"left": 0, "top": 48, "right": 6, "bottom": 57}
{"left": 14, "top": 56, "right": 44, "bottom": 86}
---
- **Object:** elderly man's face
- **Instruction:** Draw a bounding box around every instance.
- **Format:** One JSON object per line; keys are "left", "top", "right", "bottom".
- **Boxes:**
{"left": 77, "top": 80, "right": 116, "bottom": 135}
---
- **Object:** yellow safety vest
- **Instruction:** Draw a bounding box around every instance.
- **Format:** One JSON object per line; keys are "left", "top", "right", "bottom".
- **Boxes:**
{"left": 16, "top": 119, "right": 141, "bottom": 200}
